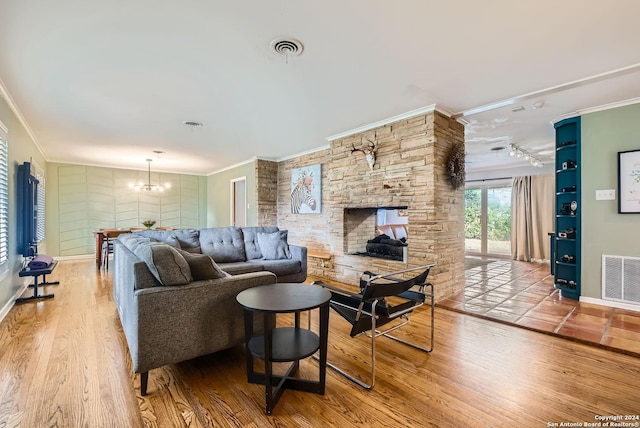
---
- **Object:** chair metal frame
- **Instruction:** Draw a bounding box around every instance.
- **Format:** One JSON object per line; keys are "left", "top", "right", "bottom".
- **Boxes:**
{"left": 313, "top": 263, "right": 436, "bottom": 389}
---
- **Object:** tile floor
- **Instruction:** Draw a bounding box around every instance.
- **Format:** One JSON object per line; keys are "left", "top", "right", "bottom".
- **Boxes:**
{"left": 438, "top": 256, "right": 640, "bottom": 357}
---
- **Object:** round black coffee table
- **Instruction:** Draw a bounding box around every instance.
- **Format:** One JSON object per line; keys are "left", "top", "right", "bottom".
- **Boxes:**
{"left": 237, "top": 283, "right": 331, "bottom": 415}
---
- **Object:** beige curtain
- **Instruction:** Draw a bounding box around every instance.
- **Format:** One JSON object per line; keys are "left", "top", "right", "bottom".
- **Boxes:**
{"left": 511, "top": 174, "right": 554, "bottom": 261}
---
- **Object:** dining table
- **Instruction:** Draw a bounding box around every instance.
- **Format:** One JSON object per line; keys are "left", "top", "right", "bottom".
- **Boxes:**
{"left": 93, "top": 229, "right": 133, "bottom": 268}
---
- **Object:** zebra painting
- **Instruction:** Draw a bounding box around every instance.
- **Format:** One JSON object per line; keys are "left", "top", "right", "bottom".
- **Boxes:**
{"left": 290, "top": 165, "right": 321, "bottom": 214}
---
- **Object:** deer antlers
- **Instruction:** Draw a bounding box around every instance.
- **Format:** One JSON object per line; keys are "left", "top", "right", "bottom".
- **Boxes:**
{"left": 351, "top": 139, "right": 378, "bottom": 170}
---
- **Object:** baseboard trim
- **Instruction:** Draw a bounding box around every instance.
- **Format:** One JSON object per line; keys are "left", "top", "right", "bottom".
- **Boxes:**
{"left": 580, "top": 296, "right": 640, "bottom": 312}
{"left": 0, "top": 279, "right": 31, "bottom": 324}
{"left": 55, "top": 254, "right": 94, "bottom": 261}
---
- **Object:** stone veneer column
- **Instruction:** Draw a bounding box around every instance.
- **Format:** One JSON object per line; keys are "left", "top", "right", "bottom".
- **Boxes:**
{"left": 261, "top": 110, "right": 465, "bottom": 302}
{"left": 255, "top": 159, "right": 278, "bottom": 226}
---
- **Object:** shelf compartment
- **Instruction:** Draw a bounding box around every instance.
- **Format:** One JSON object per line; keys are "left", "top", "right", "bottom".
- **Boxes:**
{"left": 556, "top": 143, "right": 577, "bottom": 152}
{"left": 555, "top": 261, "right": 576, "bottom": 267}
{"left": 556, "top": 168, "right": 578, "bottom": 174}
{"left": 248, "top": 327, "right": 320, "bottom": 362}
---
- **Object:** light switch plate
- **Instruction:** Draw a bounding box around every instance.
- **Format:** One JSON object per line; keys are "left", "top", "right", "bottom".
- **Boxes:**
{"left": 595, "top": 189, "right": 615, "bottom": 200}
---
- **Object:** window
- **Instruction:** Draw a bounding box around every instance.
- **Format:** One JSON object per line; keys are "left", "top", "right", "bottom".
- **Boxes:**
{"left": 0, "top": 122, "right": 8, "bottom": 267}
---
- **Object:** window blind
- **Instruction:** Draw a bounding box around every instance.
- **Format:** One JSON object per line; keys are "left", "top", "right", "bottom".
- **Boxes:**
{"left": 35, "top": 167, "right": 45, "bottom": 242}
{"left": 0, "top": 134, "right": 8, "bottom": 265}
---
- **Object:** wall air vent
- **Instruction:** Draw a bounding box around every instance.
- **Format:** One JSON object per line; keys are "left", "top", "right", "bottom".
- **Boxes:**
{"left": 602, "top": 255, "right": 640, "bottom": 306}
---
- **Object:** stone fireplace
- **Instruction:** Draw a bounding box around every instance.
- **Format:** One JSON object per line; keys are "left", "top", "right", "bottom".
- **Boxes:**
{"left": 273, "top": 109, "right": 466, "bottom": 302}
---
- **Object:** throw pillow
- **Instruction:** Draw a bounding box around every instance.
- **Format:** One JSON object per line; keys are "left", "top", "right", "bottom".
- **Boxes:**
{"left": 134, "top": 242, "right": 193, "bottom": 286}
{"left": 256, "top": 230, "right": 291, "bottom": 260}
{"left": 133, "top": 230, "right": 181, "bottom": 248}
{"left": 176, "top": 248, "right": 228, "bottom": 280}
{"left": 174, "top": 229, "right": 201, "bottom": 253}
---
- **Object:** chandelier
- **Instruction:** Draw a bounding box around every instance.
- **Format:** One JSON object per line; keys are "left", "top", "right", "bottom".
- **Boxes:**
{"left": 129, "top": 159, "right": 171, "bottom": 192}
{"left": 509, "top": 144, "right": 543, "bottom": 168}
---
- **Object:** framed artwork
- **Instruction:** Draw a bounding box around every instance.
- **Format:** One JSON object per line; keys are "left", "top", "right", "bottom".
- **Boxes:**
{"left": 290, "top": 164, "right": 321, "bottom": 214}
{"left": 618, "top": 149, "right": 640, "bottom": 213}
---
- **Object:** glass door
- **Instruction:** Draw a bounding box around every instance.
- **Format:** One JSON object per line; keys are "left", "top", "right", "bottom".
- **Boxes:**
{"left": 465, "top": 182, "right": 512, "bottom": 256}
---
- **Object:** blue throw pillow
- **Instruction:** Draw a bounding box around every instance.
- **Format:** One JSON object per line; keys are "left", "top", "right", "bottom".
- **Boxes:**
{"left": 257, "top": 230, "right": 291, "bottom": 260}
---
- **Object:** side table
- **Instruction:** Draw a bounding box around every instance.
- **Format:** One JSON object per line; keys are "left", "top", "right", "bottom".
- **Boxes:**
{"left": 236, "top": 283, "right": 330, "bottom": 415}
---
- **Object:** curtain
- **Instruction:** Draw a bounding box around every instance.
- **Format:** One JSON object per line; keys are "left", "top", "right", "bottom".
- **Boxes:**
{"left": 511, "top": 174, "right": 554, "bottom": 262}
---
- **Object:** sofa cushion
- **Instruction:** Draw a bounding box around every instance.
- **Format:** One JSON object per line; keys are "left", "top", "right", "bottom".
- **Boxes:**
{"left": 133, "top": 230, "right": 181, "bottom": 248}
{"left": 257, "top": 230, "right": 291, "bottom": 260}
{"left": 133, "top": 242, "right": 192, "bottom": 286}
{"left": 248, "top": 259, "right": 301, "bottom": 277}
{"left": 199, "top": 227, "right": 246, "bottom": 263}
{"left": 242, "top": 226, "right": 279, "bottom": 260}
{"left": 217, "top": 262, "right": 265, "bottom": 276}
{"left": 176, "top": 248, "right": 227, "bottom": 280}
{"left": 173, "top": 229, "right": 201, "bottom": 253}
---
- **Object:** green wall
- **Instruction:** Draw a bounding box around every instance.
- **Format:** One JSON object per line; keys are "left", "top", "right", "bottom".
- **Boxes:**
{"left": 0, "top": 94, "right": 47, "bottom": 314}
{"left": 46, "top": 163, "right": 207, "bottom": 256}
{"left": 581, "top": 102, "right": 640, "bottom": 299}
{"left": 207, "top": 160, "right": 257, "bottom": 227}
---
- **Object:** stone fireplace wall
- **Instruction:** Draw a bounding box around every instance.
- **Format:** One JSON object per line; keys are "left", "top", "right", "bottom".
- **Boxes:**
{"left": 271, "top": 110, "right": 465, "bottom": 301}
{"left": 344, "top": 208, "right": 378, "bottom": 254}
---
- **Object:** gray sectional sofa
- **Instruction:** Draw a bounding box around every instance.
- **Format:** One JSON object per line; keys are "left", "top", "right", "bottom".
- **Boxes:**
{"left": 112, "top": 226, "right": 307, "bottom": 395}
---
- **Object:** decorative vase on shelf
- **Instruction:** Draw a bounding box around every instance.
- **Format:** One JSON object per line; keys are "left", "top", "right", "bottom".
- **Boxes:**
{"left": 142, "top": 220, "right": 156, "bottom": 230}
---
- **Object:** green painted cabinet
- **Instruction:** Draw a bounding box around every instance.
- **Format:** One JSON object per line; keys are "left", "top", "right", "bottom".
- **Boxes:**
{"left": 554, "top": 117, "right": 581, "bottom": 299}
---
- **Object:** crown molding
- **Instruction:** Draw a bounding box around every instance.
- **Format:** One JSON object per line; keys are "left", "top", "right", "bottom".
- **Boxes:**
{"left": 551, "top": 97, "right": 640, "bottom": 125}
{"left": 47, "top": 158, "right": 207, "bottom": 176}
{"left": 458, "top": 63, "right": 640, "bottom": 121}
{"left": 207, "top": 156, "right": 258, "bottom": 176}
{"left": 274, "top": 144, "right": 330, "bottom": 162}
{"left": 326, "top": 104, "right": 457, "bottom": 141}
{"left": 0, "top": 76, "right": 47, "bottom": 159}
{"left": 577, "top": 97, "right": 640, "bottom": 115}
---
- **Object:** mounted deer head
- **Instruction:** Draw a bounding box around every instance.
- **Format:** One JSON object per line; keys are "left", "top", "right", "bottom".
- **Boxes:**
{"left": 351, "top": 139, "right": 378, "bottom": 170}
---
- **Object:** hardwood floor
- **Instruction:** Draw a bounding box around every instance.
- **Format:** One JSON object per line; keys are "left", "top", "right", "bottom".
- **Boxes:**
{"left": 1, "top": 259, "right": 639, "bottom": 427}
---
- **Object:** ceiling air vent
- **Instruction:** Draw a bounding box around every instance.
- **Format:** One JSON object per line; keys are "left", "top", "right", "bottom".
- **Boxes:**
{"left": 270, "top": 38, "right": 304, "bottom": 59}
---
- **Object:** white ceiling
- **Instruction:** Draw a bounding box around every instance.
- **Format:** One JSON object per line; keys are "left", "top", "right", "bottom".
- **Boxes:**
{"left": 1, "top": 1, "right": 640, "bottom": 176}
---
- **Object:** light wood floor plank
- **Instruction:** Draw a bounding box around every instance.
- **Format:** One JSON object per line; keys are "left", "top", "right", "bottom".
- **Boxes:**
{"left": 0, "top": 260, "right": 638, "bottom": 427}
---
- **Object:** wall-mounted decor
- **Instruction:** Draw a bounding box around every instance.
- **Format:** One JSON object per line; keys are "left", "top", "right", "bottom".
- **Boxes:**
{"left": 350, "top": 139, "right": 378, "bottom": 170}
{"left": 291, "top": 164, "right": 321, "bottom": 214}
{"left": 618, "top": 149, "right": 640, "bottom": 213}
{"left": 446, "top": 142, "right": 465, "bottom": 190}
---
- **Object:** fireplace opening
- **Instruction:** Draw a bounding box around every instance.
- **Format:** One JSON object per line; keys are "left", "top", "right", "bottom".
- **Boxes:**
{"left": 344, "top": 206, "right": 408, "bottom": 262}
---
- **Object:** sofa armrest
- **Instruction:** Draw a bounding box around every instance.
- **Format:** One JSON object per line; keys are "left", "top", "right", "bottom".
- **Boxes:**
{"left": 289, "top": 244, "right": 306, "bottom": 263}
{"left": 288, "top": 244, "right": 307, "bottom": 282}
{"left": 130, "top": 271, "right": 277, "bottom": 373}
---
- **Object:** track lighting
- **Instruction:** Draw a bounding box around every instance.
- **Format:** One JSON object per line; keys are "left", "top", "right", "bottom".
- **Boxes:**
{"left": 509, "top": 144, "right": 543, "bottom": 168}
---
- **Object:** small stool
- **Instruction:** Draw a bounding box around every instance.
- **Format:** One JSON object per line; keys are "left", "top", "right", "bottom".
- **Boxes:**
{"left": 17, "top": 260, "right": 60, "bottom": 303}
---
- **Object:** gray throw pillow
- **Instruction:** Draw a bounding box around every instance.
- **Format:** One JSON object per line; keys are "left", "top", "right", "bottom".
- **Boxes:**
{"left": 257, "top": 230, "right": 291, "bottom": 260}
{"left": 174, "top": 229, "right": 201, "bottom": 253}
{"left": 134, "top": 242, "right": 193, "bottom": 286}
{"left": 133, "top": 230, "right": 181, "bottom": 248}
{"left": 176, "top": 248, "right": 228, "bottom": 280}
